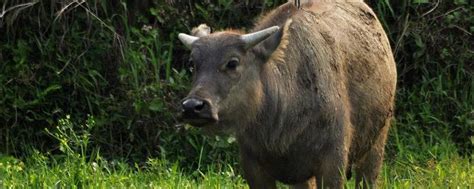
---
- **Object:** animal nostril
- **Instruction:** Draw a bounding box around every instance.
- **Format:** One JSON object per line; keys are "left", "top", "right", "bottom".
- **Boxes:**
{"left": 182, "top": 98, "right": 205, "bottom": 112}
{"left": 194, "top": 102, "right": 205, "bottom": 111}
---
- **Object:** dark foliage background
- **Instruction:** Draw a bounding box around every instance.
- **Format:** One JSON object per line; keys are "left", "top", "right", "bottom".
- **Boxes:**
{"left": 0, "top": 0, "right": 472, "bottom": 170}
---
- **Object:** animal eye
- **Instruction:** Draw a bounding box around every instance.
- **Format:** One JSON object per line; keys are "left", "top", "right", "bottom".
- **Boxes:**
{"left": 226, "top": 58, "right": 239, "bottom": 70}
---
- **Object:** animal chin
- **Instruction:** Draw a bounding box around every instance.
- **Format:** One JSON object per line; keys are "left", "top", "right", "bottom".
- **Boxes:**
{"left": 184, "top": 118, "right": 217, "bottom": 127}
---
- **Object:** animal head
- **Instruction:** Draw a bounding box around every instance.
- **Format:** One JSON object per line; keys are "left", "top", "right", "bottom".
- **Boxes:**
{"left": 178, "top": 24, "right": 280, "bottom": 129}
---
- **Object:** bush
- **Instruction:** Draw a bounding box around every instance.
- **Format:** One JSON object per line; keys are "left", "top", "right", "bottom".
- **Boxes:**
{"left": 0, "top": 0, "right": 189, "bottom": 159}
{"left": 366, "top": 0, "right": 473, "bottom": 155}
{"left": 0, "top": 0, "right": 283, "bottom": 166}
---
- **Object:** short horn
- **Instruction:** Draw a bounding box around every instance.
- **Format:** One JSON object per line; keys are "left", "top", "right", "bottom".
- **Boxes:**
{"left": 192, "top": 24, "right": 211, "bottom": 37}
{"left": 178, "top": 33, "right": 199, "bottom": 49}
{"left": 241, "top": 26, "right": 280, "bottom": 49}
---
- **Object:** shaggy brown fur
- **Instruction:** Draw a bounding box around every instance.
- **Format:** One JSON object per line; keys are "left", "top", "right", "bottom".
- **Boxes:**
{"left": 179, "top": 0, "right": 396, "bottom": 188}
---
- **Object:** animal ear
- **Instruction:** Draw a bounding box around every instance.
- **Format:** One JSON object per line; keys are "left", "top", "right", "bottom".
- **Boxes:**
{"left": 192, "top": 24, "right": 211, "bottom": 37}
{"left": 178, "top": 33, "right": 199, "bottom": 49}
{"left": 252, "top": 19, "right": 293, "bottom": 63}
{"left": 241, "top": 26, "right": 280, "bottom": 50}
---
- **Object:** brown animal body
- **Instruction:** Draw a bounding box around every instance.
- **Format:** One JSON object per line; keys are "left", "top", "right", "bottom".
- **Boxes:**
{"left": 178, "top": 0, "right": 396, "bottom": 188}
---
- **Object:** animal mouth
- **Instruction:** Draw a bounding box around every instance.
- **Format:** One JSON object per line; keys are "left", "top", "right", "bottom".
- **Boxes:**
{"left": 181, "top": 111, "right": 218, "bottom": 127}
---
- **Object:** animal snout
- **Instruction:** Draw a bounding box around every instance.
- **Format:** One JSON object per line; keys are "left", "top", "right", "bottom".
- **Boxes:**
{"left": 181, "top": 97, "right": 217, "bottom": 126}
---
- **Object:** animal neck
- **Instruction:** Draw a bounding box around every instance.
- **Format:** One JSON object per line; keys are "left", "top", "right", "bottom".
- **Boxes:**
{"left": 235, "top": 63, "right": 295, "bottom": 155}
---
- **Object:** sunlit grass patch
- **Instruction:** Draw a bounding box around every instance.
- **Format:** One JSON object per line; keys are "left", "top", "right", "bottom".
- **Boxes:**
{"left": 1, "top": 136, "right": 472, "bottom": 189}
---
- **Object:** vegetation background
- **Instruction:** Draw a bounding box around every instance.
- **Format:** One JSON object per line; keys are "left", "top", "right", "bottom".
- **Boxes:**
{"left": 0, "top": 0, "right": 472, "bottom": 188}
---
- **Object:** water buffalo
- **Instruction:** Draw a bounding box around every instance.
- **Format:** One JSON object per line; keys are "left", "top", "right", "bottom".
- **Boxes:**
{"left": 178, "top": 0, "right": 397, "bottom": 188}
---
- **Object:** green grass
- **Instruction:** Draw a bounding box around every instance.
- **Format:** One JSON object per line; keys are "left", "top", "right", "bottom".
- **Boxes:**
{"left": 0, "top": 146, "right": 471, "bottom": 188}
{"left": 0, "top": 154, "right": 246, "bottom": 188}
{"left": 1, "top": 123, "right": 472, "bottom": 188}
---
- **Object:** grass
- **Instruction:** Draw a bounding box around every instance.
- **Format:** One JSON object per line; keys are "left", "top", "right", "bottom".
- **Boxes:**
{"left": 0, "top": 154, "right": 246, "bottom": 188}
{"left": 0, "top": 120, "right": 472, "bottom": 188}
{"left": 0, "top": 143, "right": 471, "bottom": 188}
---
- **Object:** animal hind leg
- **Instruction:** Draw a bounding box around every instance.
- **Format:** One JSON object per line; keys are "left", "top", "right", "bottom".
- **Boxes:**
{"left": 314, "top": 146, "right": 349, "bottom": 189}
{"left": 355, "top": 125, "right": 390, "bottom": 189}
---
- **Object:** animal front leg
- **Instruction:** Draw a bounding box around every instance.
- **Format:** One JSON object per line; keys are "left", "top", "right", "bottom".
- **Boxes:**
{"left": 240, "top": 151, "right": 276, "bottom": 189}
{"left": 315, "top": 162, "right": 346, "bottom": 189}
{"left": 290, "top": 176, "right": 316, "bottom": 189}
